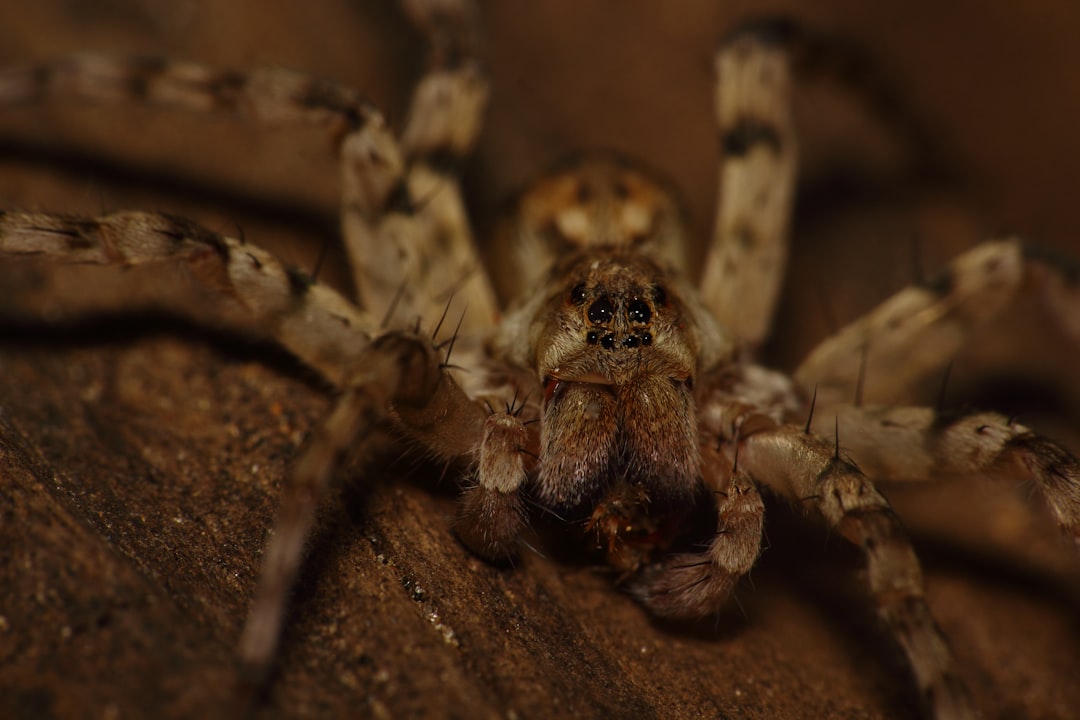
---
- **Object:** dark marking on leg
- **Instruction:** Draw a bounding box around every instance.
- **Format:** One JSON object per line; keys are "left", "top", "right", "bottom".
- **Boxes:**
{"left": 723, "top": 17, "right": 800, "bottom": 47}
{"left": 721, "top": 118, "right": 783, "bottom": 157}
{"left": 920, "top": 266, "right": 954, "bottom": 296}
{"left": 1022, "top": 241, "right": 1080, "bottom": 285}
{"left": 285, "top": 266, "right": 313, "bottom": 298}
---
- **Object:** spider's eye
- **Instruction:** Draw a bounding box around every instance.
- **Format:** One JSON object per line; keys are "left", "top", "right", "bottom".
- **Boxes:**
{"left": 570, "top": 283, "right": 588, "bottom": 305}
{"left": 587, "top": 295, "right": 615, "bottom": 324}
{"left": 627, "top": 298, "right": 651, "bottom": 324}
{"left": 651, "top": 285, "right": 668, "bottom": 307}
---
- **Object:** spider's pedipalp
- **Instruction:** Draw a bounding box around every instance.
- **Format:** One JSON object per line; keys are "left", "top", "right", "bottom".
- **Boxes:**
{"left": 454, "top": 410, "right": 530, "bottom": 560}
{"left": 737, "top": 420, "right": 976, "bottom": 720}
{"left": 629, "top": 443, "right": 764, "bottom": 618}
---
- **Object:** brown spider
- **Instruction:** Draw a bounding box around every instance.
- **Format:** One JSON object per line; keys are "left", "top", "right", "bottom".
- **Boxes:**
{"left": 2, "top": 2, "right": 1080, "bottom": 719}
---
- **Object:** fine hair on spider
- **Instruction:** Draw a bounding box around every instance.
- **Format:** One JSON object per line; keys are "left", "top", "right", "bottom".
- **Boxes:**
{"left": 3, "top": 3, "right": 1080, "bottom": 719}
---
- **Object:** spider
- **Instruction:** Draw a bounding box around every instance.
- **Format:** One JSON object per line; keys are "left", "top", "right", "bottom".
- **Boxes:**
{"left": 2, "top": 2, "right": 1080, "bottom": 719}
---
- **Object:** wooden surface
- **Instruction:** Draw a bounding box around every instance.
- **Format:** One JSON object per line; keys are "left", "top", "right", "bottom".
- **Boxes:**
{"left": 2, "top": 2, "right": 1080, "bottom": 718}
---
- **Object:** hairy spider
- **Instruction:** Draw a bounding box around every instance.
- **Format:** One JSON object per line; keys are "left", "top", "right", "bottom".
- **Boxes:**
{"left": 2, "top": 3, "right": 1080, "bottom": 719}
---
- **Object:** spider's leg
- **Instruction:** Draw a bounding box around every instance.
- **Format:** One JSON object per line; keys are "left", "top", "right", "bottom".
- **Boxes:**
{"left": 628, "top": 442, "right": 764, "bottom": 618}
{"left": 0, "top": 50, "right": 405, "bottom": 327}
{"left": 725, "top": 414, "right": 976, "bottom": 720}
{"left": 811, "top": 404, "right": 1080, "bottom": 548}
{"left": 0, "top": 46, "right": 497, "bottom": 331}
{"left": 0, "top": 52, "right": 379, "bottom": 134}
{"left": 795, "top": 238, "right": 1080, "bottom": 406}
{"left": 238, "top": 330, "right": 488, "bottom": 680}
{"left": 342, "top": 0, "right": 498, "bottom": 335}
{"left": 399, "top": 0, "right": 486, "bottom": 163}
{"left": 700, "top": 22, "right": 797, "bottom": 351}
{"left": 0, "top": 210, "right": 372, "bottom": 386}
{"left": 0, "top": 209, "right": 519, "bottom": 678}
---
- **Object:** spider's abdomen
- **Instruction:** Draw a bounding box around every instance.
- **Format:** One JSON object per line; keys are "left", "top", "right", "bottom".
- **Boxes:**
{"left": 489, "top": 154, "right": 690, "bottom": 305}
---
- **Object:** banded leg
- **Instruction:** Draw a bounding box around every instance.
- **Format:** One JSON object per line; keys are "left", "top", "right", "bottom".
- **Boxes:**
{"left": 0, "top": 51, "right": 382, "bottom": 138}
{"left": 343, "top": 0, "right": 498, "bottom": 335}
{"left": 629, "top": 442, "right": 764, "bottom": 617}
{"left": 737, "top": 421, "right": 975, "bottom": 720}
{"left": 0, "top": 46, "right": 403, "bottom": 332}
{"left": 0, "top": 209, "right": 505, "bottom": 680}
{"left": 238, "top": 331, "right": 486, "bottom": 679}
{"left": 811, "top": 405, "right": 1080, "bottom": 547}
{"left": 795, "top": 238, "right": 1080, "bottom": 407}
{"left": 0, "top": 210, "right": 372, "bottom": 386}
{"left": 0, "top": 30, "right": 498, "bottom": 334}
{"left": 700, "top": 22, "right": 797, "bottom": 350}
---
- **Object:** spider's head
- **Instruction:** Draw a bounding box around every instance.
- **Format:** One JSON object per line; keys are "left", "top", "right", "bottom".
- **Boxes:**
{"left": 521, "top": 250, "right": 720, "bottom": 514}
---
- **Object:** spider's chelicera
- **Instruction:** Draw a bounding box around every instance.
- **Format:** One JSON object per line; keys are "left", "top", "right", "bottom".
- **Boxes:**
{"left": 3, "top": 3, "right": 1080, "bottom": 719}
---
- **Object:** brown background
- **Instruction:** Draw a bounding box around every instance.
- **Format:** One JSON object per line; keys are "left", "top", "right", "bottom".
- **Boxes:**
{"left": 2, "top": 1, "right": 1080, "bottom": 718}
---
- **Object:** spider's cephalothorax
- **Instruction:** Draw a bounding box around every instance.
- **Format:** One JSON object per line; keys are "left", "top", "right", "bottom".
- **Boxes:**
{"left": 488, "top": 158, "right": 736, "bottom": 559}
{"left": 4, "top": 3, "right": 1080, "bottom": 719}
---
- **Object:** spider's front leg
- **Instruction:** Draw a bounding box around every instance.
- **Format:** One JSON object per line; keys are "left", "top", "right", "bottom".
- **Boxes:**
{"left": 711, "top": 407, "right": 978, "bottom": 720}
{"left": 0, "top": 208, "right": 525, "bottom": 682}
{"left": 0, "top": 210, "right": 372, "bottom": 384}
{"left": 242, "top": 354, "right": 540, "bottom": 682}
{"left": 812, "top": 405, "right": 1080, "bottom": 548}
{"left": 790, "top": 234, "right": 1080, "bottom": 548}
{"left": 238, "top": 330, "right": 499, "bottom": 680}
